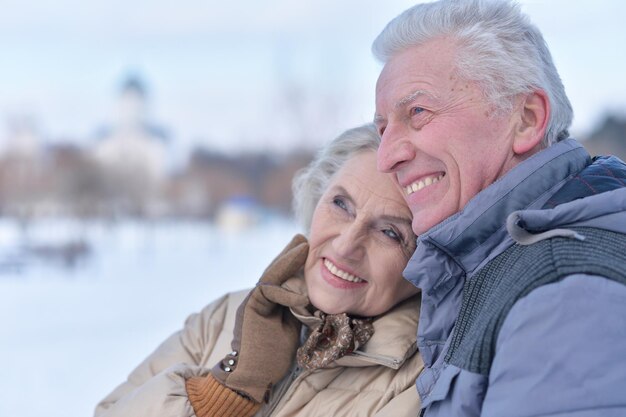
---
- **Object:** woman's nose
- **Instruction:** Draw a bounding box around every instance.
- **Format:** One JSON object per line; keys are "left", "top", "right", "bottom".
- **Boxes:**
{"left": 331, "top": 223, "right": 365, "bottom": 260}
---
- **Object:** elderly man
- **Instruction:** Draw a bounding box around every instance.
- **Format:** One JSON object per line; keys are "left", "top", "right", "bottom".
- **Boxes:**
{"left": 373, "top": 0, "right": 626, "bottom": 416}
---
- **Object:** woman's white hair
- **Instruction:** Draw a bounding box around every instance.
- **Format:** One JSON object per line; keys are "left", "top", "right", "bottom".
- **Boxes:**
{"left": 292, "top": 123, "right": 380, "bottom": 233}
{"left": 372, "top": 0, "right": 573, "bottom": 146}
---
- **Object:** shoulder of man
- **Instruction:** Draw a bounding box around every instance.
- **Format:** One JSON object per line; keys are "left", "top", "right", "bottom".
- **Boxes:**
{"left": 447, "top": 226, "right": 626, "bottom": 376}
{"left": 480, "top": 272, "right": 626, "bottom": 417}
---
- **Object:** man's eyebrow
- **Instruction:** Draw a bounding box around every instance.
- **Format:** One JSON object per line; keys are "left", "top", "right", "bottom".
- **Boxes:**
{"left": 374, "top": 89, "right": 436, "bottom": 124}
{"left": 394, "top": 89, "right": 434, "bottom": 110}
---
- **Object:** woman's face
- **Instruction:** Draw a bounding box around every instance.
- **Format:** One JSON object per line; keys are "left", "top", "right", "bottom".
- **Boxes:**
{"left": 304, "top": 150, "right": 418, "bottom": 317}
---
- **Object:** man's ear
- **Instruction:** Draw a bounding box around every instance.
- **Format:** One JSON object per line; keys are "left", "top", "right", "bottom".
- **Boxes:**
{"left": 512, "top": 90, "right": 550, "bottom": 155}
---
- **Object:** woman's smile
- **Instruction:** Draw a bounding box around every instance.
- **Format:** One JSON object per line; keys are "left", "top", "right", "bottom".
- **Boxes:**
{"left": 321, "top": 257, "right": 367, "bottom": 288}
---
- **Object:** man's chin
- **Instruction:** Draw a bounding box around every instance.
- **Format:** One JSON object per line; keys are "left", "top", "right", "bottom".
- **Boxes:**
{"left": 411, "top": 210, "right": 448, "bottom": 236}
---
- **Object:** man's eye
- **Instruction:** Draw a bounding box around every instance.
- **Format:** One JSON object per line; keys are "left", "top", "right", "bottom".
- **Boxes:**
{"left": 410, "top": 106, "right": 425, "bottom": 116}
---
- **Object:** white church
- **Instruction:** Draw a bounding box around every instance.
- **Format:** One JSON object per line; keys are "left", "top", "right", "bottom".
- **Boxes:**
{"left": 93, "top": 75, "right": 169, "bottom": 185}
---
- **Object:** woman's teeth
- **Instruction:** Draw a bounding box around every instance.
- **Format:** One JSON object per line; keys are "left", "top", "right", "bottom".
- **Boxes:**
{"left": 324, "top": 259, "right": 364, "bottom": 283}
{"left": 405, "top": 173, "right": 444, "bottom": 195}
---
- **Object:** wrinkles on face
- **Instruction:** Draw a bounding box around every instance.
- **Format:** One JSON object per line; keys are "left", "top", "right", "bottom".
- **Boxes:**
{"left": 375, "top": 38, "right": 522, "bottom": 235}
{"left": 304, "top": 151, "right": 418, "bottom": 317}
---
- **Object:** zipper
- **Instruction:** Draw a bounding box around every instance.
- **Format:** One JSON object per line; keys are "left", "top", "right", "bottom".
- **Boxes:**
{"left": 258, "top": 350, "right": 407, "bottom": 415}
{"left": 348, "top": 350, "right": 405, "bottom": 369}
{"left": 262, "top": 364, "right": 308, "bottom": 416}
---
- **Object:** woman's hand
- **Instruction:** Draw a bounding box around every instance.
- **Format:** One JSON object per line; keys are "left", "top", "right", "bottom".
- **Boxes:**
{"left": 187, "top": 234, "right": 309, "bottom": 411}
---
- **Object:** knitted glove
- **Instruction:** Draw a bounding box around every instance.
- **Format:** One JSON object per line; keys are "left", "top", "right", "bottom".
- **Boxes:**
{"left": 186, "top": 234, "right": 309, "bottom": 415}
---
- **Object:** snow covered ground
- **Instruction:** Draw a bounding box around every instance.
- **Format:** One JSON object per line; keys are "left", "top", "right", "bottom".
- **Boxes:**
{"left": 0, "top": 218, "right": 299, "bottom": 417}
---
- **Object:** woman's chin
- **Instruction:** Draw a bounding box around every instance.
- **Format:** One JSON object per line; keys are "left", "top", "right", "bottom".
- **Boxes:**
{"left": 310, "top": 298, "right": 349, "bottom": 316}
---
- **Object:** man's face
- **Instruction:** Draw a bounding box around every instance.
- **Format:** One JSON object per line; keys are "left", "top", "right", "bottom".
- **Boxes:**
{"left": 375, "top": 37, "right": 519, "bottom": 235}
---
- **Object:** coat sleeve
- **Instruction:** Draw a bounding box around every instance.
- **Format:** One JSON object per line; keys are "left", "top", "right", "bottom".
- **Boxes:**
{"left": 94, "top": 292, "right": 235, "bottom": 417}
{"left": 481, "top": 274, "right": 626, "bottom": 417}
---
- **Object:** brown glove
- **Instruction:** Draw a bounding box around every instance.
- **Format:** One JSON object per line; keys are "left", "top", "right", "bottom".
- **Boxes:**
{"left": 186, "top": 234, "right": 309, "bottom": 413}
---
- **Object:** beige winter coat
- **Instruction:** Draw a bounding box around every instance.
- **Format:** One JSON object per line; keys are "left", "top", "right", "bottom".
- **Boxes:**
{"left": 95, "top": 279, "right": 423, "bottom": 417}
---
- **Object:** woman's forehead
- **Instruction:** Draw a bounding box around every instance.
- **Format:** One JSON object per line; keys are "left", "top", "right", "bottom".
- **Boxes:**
{"left": 330, "top": 152, "right": 410, "bottom": 213}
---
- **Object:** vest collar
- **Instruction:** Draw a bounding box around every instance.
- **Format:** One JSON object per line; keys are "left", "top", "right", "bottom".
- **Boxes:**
{"left": 406, "top": 139, "right": 590, "bottom": 296}
{"left": 404, "top": 139, "right": 590, "bottom": 365}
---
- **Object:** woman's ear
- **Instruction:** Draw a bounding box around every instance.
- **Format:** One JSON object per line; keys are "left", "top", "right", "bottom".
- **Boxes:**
{"left": 512, "top": 90, "right": 550, "bottom": 156}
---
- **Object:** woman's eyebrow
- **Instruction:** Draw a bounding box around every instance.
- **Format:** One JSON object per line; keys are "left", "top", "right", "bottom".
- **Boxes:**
{"left": 331, "top": 185, "right": 412, "bottom": 226}
{"left": 330, "top": 185, "right": 355, "bottom": 205}
{"left": 379, "top": 214, "right": 412, "bottom": 226}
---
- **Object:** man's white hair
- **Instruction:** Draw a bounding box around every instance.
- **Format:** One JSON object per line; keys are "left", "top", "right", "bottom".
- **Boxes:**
{"left": 372, "top": 0, "right": 573, "bottom": 146}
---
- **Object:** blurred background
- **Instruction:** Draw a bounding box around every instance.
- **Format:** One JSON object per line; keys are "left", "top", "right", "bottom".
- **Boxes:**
{"left": 1, "top": 1, "right": 625, "bottom": 416}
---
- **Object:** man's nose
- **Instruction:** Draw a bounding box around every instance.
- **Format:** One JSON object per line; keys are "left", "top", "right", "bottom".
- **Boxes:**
{"left": 377, "top": 125, "right": 415, "bottom": 173}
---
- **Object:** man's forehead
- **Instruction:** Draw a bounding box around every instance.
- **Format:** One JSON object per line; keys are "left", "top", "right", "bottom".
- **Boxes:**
{"left": 376, "top": 39, "right": 457, "bottom": 94}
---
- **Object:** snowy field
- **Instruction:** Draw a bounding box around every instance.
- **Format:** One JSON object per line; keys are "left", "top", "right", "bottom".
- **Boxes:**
{"left": 0, "top": 218, "right": 299, "bottom": 417}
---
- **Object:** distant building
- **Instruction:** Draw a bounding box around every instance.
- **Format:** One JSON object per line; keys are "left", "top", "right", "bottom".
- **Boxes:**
{"left": 93, "top": 74, "right": 169, "bottom": 184}
{"left": 215, "top": 195, "right": 262, "bottom": 232}
{"left": 0, "top": 114, "right": 46, "bottom": 218}
{"left": 1, "top": 114, "right": 43, "bottom": 159}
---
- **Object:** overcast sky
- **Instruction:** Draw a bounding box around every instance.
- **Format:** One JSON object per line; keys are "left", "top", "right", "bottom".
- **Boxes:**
{"left": 1, "top": 0, "right": 625, "bottom": 155}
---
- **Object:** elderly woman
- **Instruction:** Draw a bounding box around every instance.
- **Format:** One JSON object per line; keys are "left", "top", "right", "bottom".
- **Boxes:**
{"left": 95, "top": 124, "right": 424, "bottom": 417}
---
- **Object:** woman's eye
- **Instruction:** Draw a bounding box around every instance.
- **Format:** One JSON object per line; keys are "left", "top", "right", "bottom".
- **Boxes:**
{"left": 382, "top": 228, "right": 402, "bottom": 242}
{"left": 333, "top": 197, "right": 348, "bottom": 211}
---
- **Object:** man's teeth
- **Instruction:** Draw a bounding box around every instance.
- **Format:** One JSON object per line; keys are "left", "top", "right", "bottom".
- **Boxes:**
{"left": 324, "top": 259, "right": 364, "bottom": 283}
{"left": 405, "top": 174, "right": 444, "bottom": 195}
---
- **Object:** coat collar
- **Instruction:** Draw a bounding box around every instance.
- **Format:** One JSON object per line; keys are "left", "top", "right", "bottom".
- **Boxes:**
{"left": 284, "top": 276, "right": 420, "bottom": 370}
